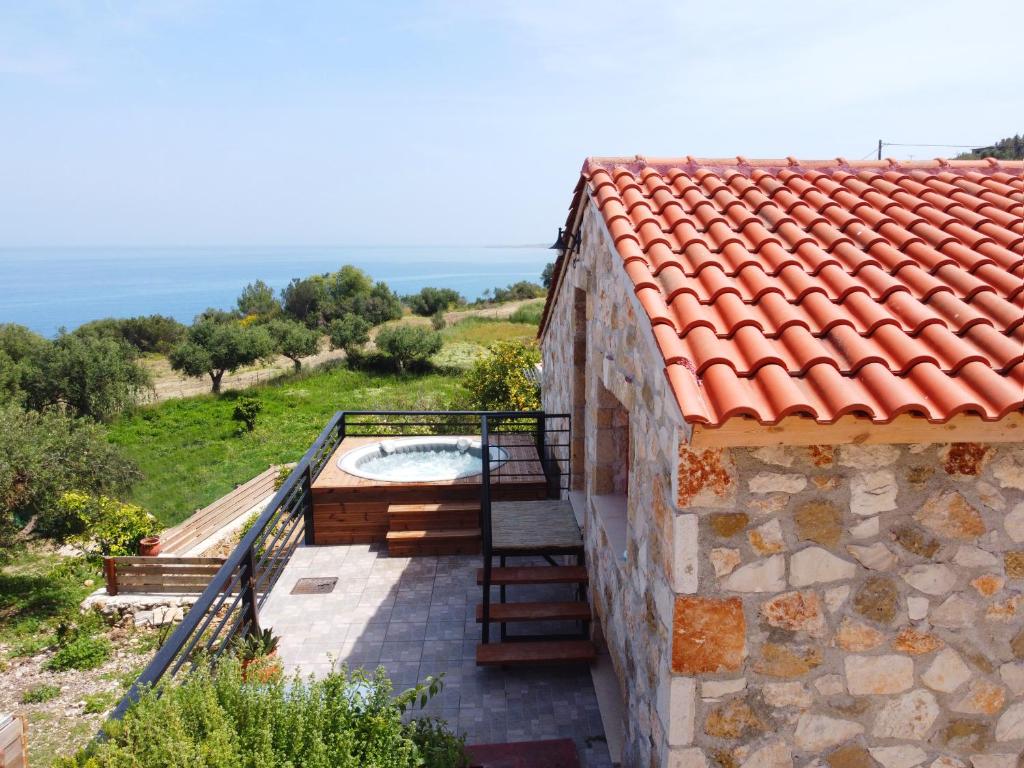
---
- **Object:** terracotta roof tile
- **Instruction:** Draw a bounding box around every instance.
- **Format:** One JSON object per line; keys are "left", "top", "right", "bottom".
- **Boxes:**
{"left": 560, "top": 156, "right": 1024, "bottom": 426}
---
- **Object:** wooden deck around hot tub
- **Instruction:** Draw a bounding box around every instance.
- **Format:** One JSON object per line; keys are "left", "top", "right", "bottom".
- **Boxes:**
{"left": 311, "top": 435, "right": 549, "bottom": 545}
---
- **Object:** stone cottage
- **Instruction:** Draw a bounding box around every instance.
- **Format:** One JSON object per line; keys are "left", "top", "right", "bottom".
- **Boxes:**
{"left": 538, "top": 156, "right": 1024, "bottom": 768}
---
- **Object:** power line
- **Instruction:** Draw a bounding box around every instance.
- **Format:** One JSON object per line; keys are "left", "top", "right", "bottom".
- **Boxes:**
{"left": 882, "top": 142, "right": 990, "bottom": 149}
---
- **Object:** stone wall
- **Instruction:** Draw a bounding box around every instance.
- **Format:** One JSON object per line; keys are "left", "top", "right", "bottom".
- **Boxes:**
{"left": 542, "top": 196, "right": 1024, "bottom": 768}
{"left": 669, "top": 441, "right": 1024, "bottom": 768}
{"left": 542, "top": 202, "right": 689, "bottom": 767}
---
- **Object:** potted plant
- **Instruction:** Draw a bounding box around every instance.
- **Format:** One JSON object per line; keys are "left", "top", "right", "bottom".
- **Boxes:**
{"left": 138, "top": 536, "right": 161, "bottom": 556}
{"left": 234, "top": 628, "right": 282, "bottom": 682}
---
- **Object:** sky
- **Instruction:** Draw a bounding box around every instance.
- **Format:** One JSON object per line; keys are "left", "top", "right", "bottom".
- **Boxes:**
{"left": 1, "top": 0, "right": 1021, "bottom": 248}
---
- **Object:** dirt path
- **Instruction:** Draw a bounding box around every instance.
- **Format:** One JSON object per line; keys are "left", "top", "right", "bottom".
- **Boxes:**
{"left": 143, "top": 299, "right": 542, "bottom": 403}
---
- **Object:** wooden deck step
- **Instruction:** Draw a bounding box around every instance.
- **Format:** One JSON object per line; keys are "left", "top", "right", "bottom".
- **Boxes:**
{"left": 386, "top": 527, "right": 481, "bottom": 557}
{"left": 387, "top": 502, "right": 479, "bottom": 515}
{"left": 476, "top": 601, "right": 591, "bottom": 623}
{"left": 476, "top": 640, "right": 597, "bottom": 666}
{"left": 476, "top": 566, "right": 588, "bottom": 586}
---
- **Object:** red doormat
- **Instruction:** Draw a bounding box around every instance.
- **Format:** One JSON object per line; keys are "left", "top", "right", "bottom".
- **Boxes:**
{"left": 466, "top": 738, "right": 580, "bottom": 768}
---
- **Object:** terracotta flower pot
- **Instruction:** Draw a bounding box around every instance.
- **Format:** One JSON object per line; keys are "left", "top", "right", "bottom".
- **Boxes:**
{"left": 138, "top": 536, "right": 161, "bottom": 557}
{"left": 241, "top": 651, "right": 282, "bottom": 683}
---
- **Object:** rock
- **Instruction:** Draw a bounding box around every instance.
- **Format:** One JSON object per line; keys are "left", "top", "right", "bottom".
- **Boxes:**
{"left": 749, "top": 518, "right": 786, "bottom": 555}
{"left": 761, "top": 591, "right": 827, "bottom": 637}
{"left": 951, "top": 679, "right": 1006, "bottom": 715}
{"left": 838, "top": 444, "right": 899, "bottom": 469}
{"left": 977, "top": 481, "right": 1007, "bottom": 512}
{"left": 941, "top": 719, "right": 989, "bottom": 753}
{"left": 704, "top": 698, "right": 766, "bottom": 739}
{"left": 1004, "top": 551, "right": 1024, "bottom": 579}
{"left": 722, "top": 554, "right": 786, "bottom": 593}
{"left": 795, "top": 501, "right": 843, "bottom": 547}
{"left": 967, "top": 757, "right": 1017, "bottom": 768}
{"left": 907, "top": 596, "right": 929, "bottom": 621}
{"left": 672, "top": 596, "right": 746, "bottom": 674}
{"left": 939, "top": 442, "right": 992, "bottom": 476}
{"left": 872, "top": 689, "right": 940, "bottom": 739}
{"left": 754, "top": 643, "right": 823, "bottom": 678}
{"left": 991, "top": 449, "right": 1024, "bottom": 490}
{"left": 1013, "top": 627, "right": 1024, "bottom": 659}
{"left": 740, "top": 740, "right": 792, "bottom": 768}
{"left": 750, "top": 472, "right": 808, "bottom": 494}
{"left": 850, "top": 470, "right": 898, "bottom": 517}
{"left": 824, "top": 585, "right": 850, "bottom": 613}
{"left": 807, "top": 445, "right": 835, "bottom": 467}
{"left": 667, "top": 748, "right": 708, "bottom": 768}
{"left": 970, "top": 574, "right": 1004, "bottom": 596}
{"left": 762, "top": 681, "right": 812, "bottom": 709}
{"left": 826, "top": 745, "right": 875, "bottom": 768}
{"left": 891, "top": 524, "right": 940, "bottom": 558}
{"left": 915, "top": 491, "right": 986, "bottom": 540}
{"left": 953, "top": 545, "right": 1000, "bottom": 568}
{"left": 903, "top": 564, "right": 957, "bottom": 595}
{"left": 753, "top": 446, "right": 795, "bottom": 468}
{"left": 847, "top": 542, "right": 896, "bottom": 571}
{"left": 985, "top": 594, "right": 1022, "bottom": 622}
{"left": 710, "top": 547, "right": 742, "bottom": 577}
{"left": 1005, "top": 502, "right": 1024, "bottom": 543}
{"left": 748, "top": 495, "right": 789, "bottom": 517}
{"left": 848, "top": 517, "right": 879, "bottom": 539}
{"left": 710, "top": 512, "right": 749, "bottom": 538}
{"left": 930, "top": 594, "right": 976, "bottom": 629}
{"left": 845, "top": 654, "right": 914, "bottom": 695}
{"left": 928, "top": 758, "right": 966, "bottom": 768}
{"left": 677, "top": 447, "right": 738, "bottom": 507}
{"left": 814, "top": 674, "right": 845, "bottom": 696}
{"left": 834, "top": 617, "right": 884, "bottom": 651}
{"left": 701, "top": 678, "right": 746, "bottom": 699}
{"left": 868, "top": 746, "right": 927, "bottom": 768}
{"left": 999, "top": 662, "right": 1024, "bottom": 695}
{"left": 892, "top": 627, "right": 944, "bottom": 655}
{"left": 995, "top": 701, "right": 1024, "bottom": 741}
{"left": 852, "top": 576, "right": 898, "bottom": 623}
{"left": 906, "top": 464, "right": 934, "bottom": 485}
{"left": 793, "top": 714, "right": 864, "bottom": 752}
{"left": 922, "top": 648, "right": 972, "bottom": 692}
{"left": 790, "top": 547, "right": 857, "bottom": 587}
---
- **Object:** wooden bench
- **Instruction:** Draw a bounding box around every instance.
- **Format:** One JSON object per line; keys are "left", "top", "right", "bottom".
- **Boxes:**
{"left": 103, "top": 557, "right": 226, "bottom": 596}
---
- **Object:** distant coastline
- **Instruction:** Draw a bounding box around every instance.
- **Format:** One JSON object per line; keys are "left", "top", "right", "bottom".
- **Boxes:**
{"left": 0, "top": 245, "right": 551, "bottom": 337}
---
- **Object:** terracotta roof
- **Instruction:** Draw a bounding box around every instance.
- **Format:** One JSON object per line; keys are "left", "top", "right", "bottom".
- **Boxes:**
{"left": 553, "top": 156, "right": 1024, "bottom": 427}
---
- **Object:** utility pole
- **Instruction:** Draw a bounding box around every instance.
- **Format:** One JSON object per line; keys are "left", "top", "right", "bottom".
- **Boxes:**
{"left": 877, "top": 139, "right": 883, "bottom": 160}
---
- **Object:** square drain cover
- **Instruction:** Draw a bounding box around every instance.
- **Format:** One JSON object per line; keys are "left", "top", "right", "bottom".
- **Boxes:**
{"left": 291, "top": 577, "right": 338, "bottom": 595}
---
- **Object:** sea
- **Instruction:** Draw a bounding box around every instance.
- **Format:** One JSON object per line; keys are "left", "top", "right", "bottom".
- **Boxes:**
{"left": 0, "top": 245, "right": 552, "bottom": 337}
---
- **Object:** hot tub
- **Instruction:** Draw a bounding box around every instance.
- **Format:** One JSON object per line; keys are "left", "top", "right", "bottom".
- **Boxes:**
{"left": 337, "top": 437, "right": 510, "bottom": 482}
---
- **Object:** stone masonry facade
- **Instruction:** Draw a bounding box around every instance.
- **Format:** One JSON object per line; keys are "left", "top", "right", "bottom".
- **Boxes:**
{"left": 541, "top": 199, "right": 1024, "bottom": 768}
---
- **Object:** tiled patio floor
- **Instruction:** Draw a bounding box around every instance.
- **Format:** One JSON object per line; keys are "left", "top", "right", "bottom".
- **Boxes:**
{"left": 260, "top": 543, "right": 613, "bottom": 767}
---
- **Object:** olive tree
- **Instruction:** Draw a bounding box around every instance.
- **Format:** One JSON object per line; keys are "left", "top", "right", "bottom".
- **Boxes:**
{"left": 169, "top": 319, "right": 274, "bottom": 393}
{"left": 374, "top": 325, "right": 442, "bottom": 372}
{"left": 266, "top": 319, "right": 320, "bottom": 371}
{"left": 328, "top": 313, "right": 371, "bottom": 357}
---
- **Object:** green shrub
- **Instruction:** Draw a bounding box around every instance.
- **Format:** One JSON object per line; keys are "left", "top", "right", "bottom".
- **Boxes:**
{"left": 82, "top": 691, "right": 118, "bottom": 714}
{"left": 405, "top": 287, "right": 463, "bottom": 316}
{"left": 375, "top": 325, "right": 443, "bottom": 372}
{"left": 328, "top": 313, "right": 372, "bottom": 357}
{"left": 61, "top": 660, "right": 465, "bottom": 768}
{"left": 57, "top": 491, "right": 159, "bottom": 556}
{"left": 407, "top": 718, "right": 468, "bottom": 768}
{"left": 430, "top": 310, "right": 446, "bottom": 331}
{"left": 508, "top": 301, "right": 544, "bottom": 325}
{"left": 46, "top": 634, "right": 112, "bottom": 671}
{"left": 266, "top": 318, "right": 320, "bottom": 370}
{"left": 232, "top": 395, "right": 263, "bottom": 433}
{"left": 22, "top": 683, "right": 61, "bottom": 703}
{"left": 74, "top": 315, "right": 187, "bottom": 355}
{"left": 237, "top": 279, "right": 281, "bottom": 317}
{"left": 461, "top": 340, "right": 540, "bottom": 411}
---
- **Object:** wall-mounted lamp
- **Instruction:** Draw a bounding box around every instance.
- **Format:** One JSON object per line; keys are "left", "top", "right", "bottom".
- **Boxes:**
{"left": 549, "top": 227, "right": 582, "bottom": 255}
{"left": 548, "top": 227, "right": 568, "bottom": 251}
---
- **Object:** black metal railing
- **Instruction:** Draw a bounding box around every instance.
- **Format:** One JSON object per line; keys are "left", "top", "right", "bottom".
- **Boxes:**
{"left": 109, "top": 410, "right": 570, "bottom": 721}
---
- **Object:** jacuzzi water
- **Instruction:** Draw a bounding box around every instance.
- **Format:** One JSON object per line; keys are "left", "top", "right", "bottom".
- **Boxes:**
{"left": 337, "top": 437, "right": 509, "bottom": 482}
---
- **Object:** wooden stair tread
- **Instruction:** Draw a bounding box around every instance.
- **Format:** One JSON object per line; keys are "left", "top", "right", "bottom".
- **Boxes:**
{"left": 386, "top": 528, "right": 481, "bottom": 541}
{"left": 476, "top": 566, "right": 588, "bottom": 585}
{"left": 476, "top": 601, "right": 591, "bottom": 623}
{"left": 476, "top": 640, "right": 597, "bottom": 666}
{"left": 387, "top": 502, "right": 479, "bottom": 514}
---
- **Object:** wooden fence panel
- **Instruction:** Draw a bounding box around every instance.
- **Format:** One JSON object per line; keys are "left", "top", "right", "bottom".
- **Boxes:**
{"left": 0, "top": 714, "right": 28, "bottom": 768}
{"left": 105, "top": 557, "right": 225, "bottom": 596}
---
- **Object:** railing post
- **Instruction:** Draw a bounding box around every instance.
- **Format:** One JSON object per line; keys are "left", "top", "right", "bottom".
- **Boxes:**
{"left": 241, "top": 546, "right": 261, "bottom": 638}
{"left": 303, "top": 462, "right": 315, "bottom": 545}
{"left": 480, "top": 414, "right": 492, "bottom": 644}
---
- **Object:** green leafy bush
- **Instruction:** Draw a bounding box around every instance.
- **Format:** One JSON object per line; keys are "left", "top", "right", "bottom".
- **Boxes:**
{"left": 61, "top": 660, "right": 466, "bottom": 768}
{"left": 74, "top": 315, "right": 187, "bottom": 355}
{"left": 266, "top": 318, "right": 320, "bottom": 370}
{"left": 407, "top": 718, "right": 468, "bottom": 768}
{"left": 0, "top": 405, "right": 141, "bottom": 544}
{"left": 375, "top": 325, "right": 443, "bottom": 372}
{"left": 328, "top": 313, "right": 372, "bottom": 357}
{"left": 46, "top": 634, "right": 112, "bottom": 671}
{"left": 236, "top": 279, "right": 281, "bottom": 317}
{"left": 430, "top": 310, "right": 447, "bottom": 331}
{"left": 83, "top": 691, "right": 118, "bottom": 714}
{"left": 405, "top": 287, "right": 463, "bottom": 316}
{"left": 231, "top": 395, "right": 263, "bottom": 433}
{"left": 508, "top": 301, "right": 544, "bottom": 325}
{"left": 22, "top": 683, "right": 61, "bottom": 703}
{"left": 283, "top": 265, "right": 403, "bottom": 328}
{"left": 57, "top": 491, "right": 159, "bottom": 556}
{"left": 461, "top": 340, "right": 540, "bottom": 411}
{"left": 476, "top": 281, "right": 545, "bottom": 305}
